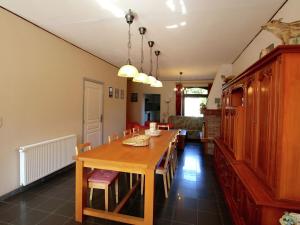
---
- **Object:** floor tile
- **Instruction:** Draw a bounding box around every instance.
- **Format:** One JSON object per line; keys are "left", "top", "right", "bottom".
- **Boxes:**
{"left": 197, "top": 211, "right": 221, "bottom": 225}
{"left": 173, "top": 208, "right": 197, "bottom": 225}
{"left": 53, "top": 202, "right": 75, "bottom": 217}
{"left": 38, "top": 214, "right": 69, "bottom": 225}
{"left": 11, "top": 208, "right": 48, "bottom": 225}
{"left": 0, "top": 143, "right": 232, "bottom": 225}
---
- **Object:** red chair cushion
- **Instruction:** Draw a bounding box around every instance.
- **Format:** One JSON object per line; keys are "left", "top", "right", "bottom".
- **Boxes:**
{"left": 88, "top": 169, "right": 118, "bottom": 184}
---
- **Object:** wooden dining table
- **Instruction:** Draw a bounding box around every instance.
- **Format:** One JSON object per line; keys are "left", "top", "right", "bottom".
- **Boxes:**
{"left": 75, "top": 130, "right": 177, "bottom": 225}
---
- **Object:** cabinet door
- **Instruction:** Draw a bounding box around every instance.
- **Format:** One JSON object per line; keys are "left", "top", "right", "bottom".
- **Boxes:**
{"left": 255, "top": 66, "right": 272, "bottom": 184}
{"left": 233, "top": 106, "right": 245, "bottom": 160}
{"left": 244, "top": 77, "right": 257, "bottom": 168}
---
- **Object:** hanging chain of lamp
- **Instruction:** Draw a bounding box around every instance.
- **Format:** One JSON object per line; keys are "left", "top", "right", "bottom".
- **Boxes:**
{"left": 118, "top": 9, "right": 163, "bottom": 86}
{"left": 146, "top": 41, "right": 157, "bottom": 85}
{"left": 133, "top": 27, "right": 149, "bottom": 83}
{"left": 118, "top": 9, "right": 139, "bottom": 78}
{"left": 151, "top": 50, "right": 163, "bottom": 87}
{"left": 174, "top": 72, "right": 185, "bottom": 92}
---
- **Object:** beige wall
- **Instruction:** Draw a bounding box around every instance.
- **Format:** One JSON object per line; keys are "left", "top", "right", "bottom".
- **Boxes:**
{"left": 0, "top": 8, "right": 127, "bottom": 196}
{"left": 127, "top": 80, "right": 210, "bottom": 124}
{"left": 207, "top": 64, "right": 232, "bottom": 109}
{"left": 233, "top": 0, "right": 300, "bottom": 75}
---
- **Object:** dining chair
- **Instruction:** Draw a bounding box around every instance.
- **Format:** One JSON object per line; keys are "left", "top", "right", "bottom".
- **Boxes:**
{"left": 75, "top": 143, "right": 119, "bottom": 211}
{"left": 170, "top": 135, "right": 179, "bottom": 179}
{"left": 157, "top": 124, "right": 170, "bottom": 130}
{"left": 155, "top": 141, "right": 174, "bottom": 198}
{"left": 108, "top": 133, "right": 119, "bottom": 143}
{"left": 123, "top": 129, "right": 131, "bottom": 136}
{"left": 132, "top": 127, "right": 140, "bottom": 136}
{"left": 124, "top": 129, "right": 144, "bottom": 195}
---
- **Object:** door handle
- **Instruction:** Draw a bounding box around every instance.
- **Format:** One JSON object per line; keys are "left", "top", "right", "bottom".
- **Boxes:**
{"left": 100, "top": 114, "right": 103, "bottom": 123}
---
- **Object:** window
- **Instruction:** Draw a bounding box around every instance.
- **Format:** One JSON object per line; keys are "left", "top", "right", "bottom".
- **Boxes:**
{"left": 183, "top": 87, "right": 208, "bottom": 117}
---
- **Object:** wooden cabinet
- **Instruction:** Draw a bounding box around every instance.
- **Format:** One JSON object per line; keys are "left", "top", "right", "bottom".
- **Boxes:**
{"left": 215, "top": 46, "right": 300, "bottom": 225}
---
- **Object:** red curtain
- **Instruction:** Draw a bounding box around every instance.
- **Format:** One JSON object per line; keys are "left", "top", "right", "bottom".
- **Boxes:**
{"left": 175, "top": 84, "right": 182, "bottom": 115}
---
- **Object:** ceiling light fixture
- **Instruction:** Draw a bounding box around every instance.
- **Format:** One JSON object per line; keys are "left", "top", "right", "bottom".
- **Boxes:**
{"left": 118, "top": 9, "right": 139, "bottom": 78}
{"left": 133, "top": 27, "right": 149, "bottom": 83}
{"left": 151, "top": 50, "right": 163, "bottom": 88}
{"left": 180, "top": 21, "right": 186, "bottom": 26}
{"left": 166, "top": 24, "right": 179, "bottom": 29}
{"left": 179, "top": 0, "right": 187, "bottom": 15}
{"left": 146, "top": 41, "right": 157, "bottom": 85}
{"left": 166, "top": 0, "right": 176, "bottom": 12}
{"left": 174, "top": 72, "right": 185, "bottom": 92}
{"left": 96, "top": 0, "right": 125, "bottom": 18}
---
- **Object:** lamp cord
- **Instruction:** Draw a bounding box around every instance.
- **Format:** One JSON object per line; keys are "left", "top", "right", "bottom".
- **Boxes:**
{"left": 127, "top": 24, "right": 131, "bottom": 65}
{"left": 140, "top": 35, "right": 144, "bottom": 72}
{"left": 150, "top": 47, "right": 153, "bottom": 76}
{"left": 155, "top": 55, "right": 159, "bottom": 79}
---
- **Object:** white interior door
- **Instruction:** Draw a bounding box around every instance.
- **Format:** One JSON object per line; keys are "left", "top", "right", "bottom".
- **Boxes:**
{"left": 83, "top": 81, "right": 103, "bottom": 147}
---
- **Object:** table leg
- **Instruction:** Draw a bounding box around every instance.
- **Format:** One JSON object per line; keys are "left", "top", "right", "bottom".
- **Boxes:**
{"left": 144, "top": 168, "right": 154, "bottom": 225}
{"left": 75, "top": 160, "right": 87, "bottom": 222}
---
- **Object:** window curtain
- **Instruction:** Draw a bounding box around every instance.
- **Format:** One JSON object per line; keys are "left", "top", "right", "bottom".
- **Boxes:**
{"left": 175, "top": 84, "right": 182, "bottom": 115}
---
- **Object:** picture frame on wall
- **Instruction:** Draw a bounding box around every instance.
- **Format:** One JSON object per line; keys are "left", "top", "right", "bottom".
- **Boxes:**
{"left": 109, "top": 87, "right": 113, "bottom": 98}
{"left": 115, "top": 88, "right": 119, "bottom": 99}
{"left": 120, "top": 89, "right": 124, "bottom": 99}
{"left": 131, "top": 93, "right": 138, "bottom": 102}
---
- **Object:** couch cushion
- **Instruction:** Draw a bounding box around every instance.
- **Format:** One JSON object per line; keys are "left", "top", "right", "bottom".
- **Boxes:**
{"left": 168, "top": 116, "right": 203, "bottom": 130}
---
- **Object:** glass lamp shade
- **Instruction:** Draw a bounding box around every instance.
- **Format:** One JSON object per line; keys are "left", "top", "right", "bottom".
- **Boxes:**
{"left": 151, "top": 79, "right": 163, "bottom": 87}
{"left": 133, "top": 72, "right": 149, "bottom": 83}
{"left": 118, "top": 64, "right": 139, "bottom": 78}
{"left": 146, "top": 75, "right": 157, "bottom": 85}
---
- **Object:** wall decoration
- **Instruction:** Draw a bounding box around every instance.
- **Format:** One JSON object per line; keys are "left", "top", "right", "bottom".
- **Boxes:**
{"left": 131, "top": 93, "right": 138, "bottom": 102}
{"left": 261, "top": 18, "right": 300, "bottom": 44}
{"left": 109, "top": 87, "right": 113, "bottom": 98}
{"left": 259, "top": 43, "right": 274, "bottom": 58}
{"left": 120, "top": 89, "right": 124, "bottom": 99}
{"left": 115, "top": 88, "right": 119, "bottom": 99}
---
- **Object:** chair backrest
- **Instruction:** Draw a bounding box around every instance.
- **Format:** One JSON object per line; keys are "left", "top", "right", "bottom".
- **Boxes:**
{"left": 108, "top": 133, "right": 119, "bottom": 143}
{"left": 123, "top": 129, "right": 131, "bottom": 137}
{"left": 132, "top": 127, "right": 140, "bottom": 136}
{"left": 75, "top": 142, "right": 92, "bottom": 156}
{"left": 163, "top": 142, "right": 175, "bottom": 169}
{"left": 158, "top": 124, "right": 170, "bottom": 130}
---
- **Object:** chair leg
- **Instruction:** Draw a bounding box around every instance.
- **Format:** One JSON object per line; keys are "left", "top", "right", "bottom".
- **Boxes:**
{"left": 170, "top": 163, "right": 174, "bottom": 179}
{"left": 141, "top": 174, "right": 144, "bottom": 195}
{"left": 104, "top": 186, "right": 109, "bottom": 211}
{"left": 166, "top": 170, "right": 171, "bottom": 190}
{"left": 162, "top": 174, "right": 168, "bottom": 198}
{"left": 89, "top": 187, "right": 94, "bottom": 202}
{"left": 115, "top": 178, "right": 119, "bottom": 204}
{"left": 130, "top": 173, "right": 133, "bottom": 189}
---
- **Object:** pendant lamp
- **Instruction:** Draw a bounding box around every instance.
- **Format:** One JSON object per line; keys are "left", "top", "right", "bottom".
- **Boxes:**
{"left": 173, "top": 72, "right": 185, "bottom": 92}
{"left": 133, "top": 27, "right": 149, "bottom": 83}
{"left": 151, "top": 50, "right": 163, "bottom": 87}
{"left": 146, "top": 41, "right": 157, "bottom": 85}
{"left": 118, "top": 9, "right": 139, "bottom": 78}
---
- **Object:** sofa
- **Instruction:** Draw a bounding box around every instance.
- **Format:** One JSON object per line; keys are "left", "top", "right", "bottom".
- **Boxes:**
{"left": 168, "top": 115, "right": 204, "bottom": 140}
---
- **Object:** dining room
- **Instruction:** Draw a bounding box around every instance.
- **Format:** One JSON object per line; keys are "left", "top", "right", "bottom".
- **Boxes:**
{"left": 1, "top": 0, "right": 300, "bottom": 225}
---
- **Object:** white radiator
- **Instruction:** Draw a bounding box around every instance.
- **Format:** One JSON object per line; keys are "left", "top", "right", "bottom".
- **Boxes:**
{"left": 19, "top": 134, "right": 77, "bottom": 186}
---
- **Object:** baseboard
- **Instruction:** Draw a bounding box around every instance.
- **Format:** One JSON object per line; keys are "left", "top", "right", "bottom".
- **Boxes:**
{"left": 0, "top": 163, "right": 75, "bottom": 201}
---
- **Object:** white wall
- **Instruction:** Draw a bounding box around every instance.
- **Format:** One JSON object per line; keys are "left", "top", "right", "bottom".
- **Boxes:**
{"left": 127, "top": 80, "right": 210, "bottom": 124}
{"left": 0, "top": 8, "right": 127, "bottom": 196}
{"left": 207, "top": 64, "right": 232, "bottom": 109}
{"left": 233, "top": 0, "right": 300, "bottom": 75}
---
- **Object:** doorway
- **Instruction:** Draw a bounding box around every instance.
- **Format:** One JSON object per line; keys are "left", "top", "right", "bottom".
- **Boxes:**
{"left": 83, "top": 80, "right": 104, "bottom": 147}
{"left": 144, "top": 94, "right": 160, "bottom": 122}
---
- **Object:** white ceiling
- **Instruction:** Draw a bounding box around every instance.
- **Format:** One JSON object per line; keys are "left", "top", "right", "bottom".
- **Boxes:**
{"left": 1, "top": 0, "right": 285, "bottom": 80}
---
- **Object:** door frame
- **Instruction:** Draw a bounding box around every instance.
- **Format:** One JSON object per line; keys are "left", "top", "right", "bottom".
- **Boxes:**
{"left": 82, "top": 78, "right": 105, "bottom": 144}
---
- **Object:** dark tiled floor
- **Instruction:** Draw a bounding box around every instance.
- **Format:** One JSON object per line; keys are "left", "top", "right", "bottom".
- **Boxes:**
{"left": 0, "top": 143, "right": 233, "bottom": 225}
